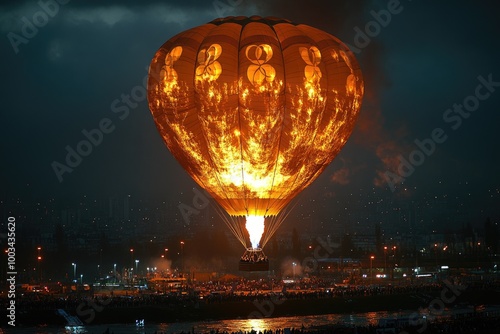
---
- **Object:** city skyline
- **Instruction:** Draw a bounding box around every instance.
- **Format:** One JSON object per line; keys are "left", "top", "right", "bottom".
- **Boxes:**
{"left": 2, "top": 184, "right": 497, "bottom": 249}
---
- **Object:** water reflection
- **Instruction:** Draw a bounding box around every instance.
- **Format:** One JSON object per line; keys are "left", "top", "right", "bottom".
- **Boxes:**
{"left": 64, "top": 325, "right": 86, "bottom": 334}
{"left": 190, "top": 312, "right": 395, "bottom": 334}
{"left": 1, "top": 311, "right": 393, "bottom": 334}
{"left": 244, "top": 319, "right": 267, "bottom": 332}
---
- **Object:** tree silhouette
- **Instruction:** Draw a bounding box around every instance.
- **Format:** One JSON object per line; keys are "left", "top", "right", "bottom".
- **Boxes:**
{"left": 462, "top": 222, "right": 474, "bottom": 254}
{"left": 375, "top": 222, "right": 382, "bottom": 254}
{"left": 269, "top": 235, "right": 279, "bottom": 257}
{"left": 212, "top": 229, "right": 232, "bottom": 257}
{"left": 53, "top": 223, "right": 69, "bottom": 278}
{"left": 341, "top": 234, "right": 355, "bottom": 257}
{"left": 292, "top": 228, "right": 301, "bottom": 258}
{"left": 99, "top": 232, "right": 109, "bottom": 263}
{"left": 54, "top": 224, "right": 67, "bottom": 257}
{"left": 484, "top": 217, "right": 499, "bottom": 254}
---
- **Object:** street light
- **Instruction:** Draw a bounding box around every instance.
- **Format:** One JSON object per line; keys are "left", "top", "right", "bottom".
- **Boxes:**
{"left": 135, "top": 259, "right": 139, "bottom": 273}
{"left": 477, "top": 242, "right": 481, "bottom": 268}
{"left": 180, "top": 241, "right": 185, "bottom": 271}
{"left": 383, "top": 246, "right": 388, "bottom": 275}
{"left": 80, "top": 274, "right": 83, "bottom": 284}
{"left": 37, "top": 246, "right": 42, "bottom": 283}
{"left": 392, "top": 246, "right": 397, "bottom": 280}
{"left": 130, "top": 248, "right": 134, "bottom": 270}
{"left": 292, "top": 262, "right": 297, "bottom": 279}
{"left": 3, "top": 249, "right": 7, "bottom": 282}
{"left": 434, "top": 243, "right": 438, "bottom": 269}
{"left": 72, "top": 263, "right": 76, "bottom": 282}
{"left": 113, "top": 263, "right": 117, "bottom": 283}
{"left": 162, "top": 248, "right": 169, "bottom": 259}
{"left": 370, "top": 255, "right": 375, "bottom": 284}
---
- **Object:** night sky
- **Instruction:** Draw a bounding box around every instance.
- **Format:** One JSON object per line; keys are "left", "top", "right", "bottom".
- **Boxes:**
{"left": 1, "top": 0, "right": 499, "bottom": 229}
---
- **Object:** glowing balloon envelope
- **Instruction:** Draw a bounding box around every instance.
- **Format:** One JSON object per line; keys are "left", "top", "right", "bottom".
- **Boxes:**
{"left": 147, "top": 16, "right": 363, "bottom": 253}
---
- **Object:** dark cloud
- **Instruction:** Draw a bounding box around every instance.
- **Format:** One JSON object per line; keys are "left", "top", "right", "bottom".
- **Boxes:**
{"left": 0, "top": 0, "right": 212, "bottom": 9}
{"left": 242, "top": 0, "right": 370, "bottom": 33}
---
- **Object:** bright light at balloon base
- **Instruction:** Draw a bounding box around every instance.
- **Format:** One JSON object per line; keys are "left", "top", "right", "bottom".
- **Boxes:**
{"left": 245, "top": 215, "right": 265, "bottom": 249}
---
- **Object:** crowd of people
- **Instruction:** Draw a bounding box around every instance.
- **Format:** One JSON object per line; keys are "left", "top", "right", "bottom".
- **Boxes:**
{"left": 7, "top": 276, "right": 499, "bottom": 311}
{"left": 4, "top": 275, "right": 500, "bottom": 332}
{"left": 178, "top": 275, "right": 474, "bottom": 302}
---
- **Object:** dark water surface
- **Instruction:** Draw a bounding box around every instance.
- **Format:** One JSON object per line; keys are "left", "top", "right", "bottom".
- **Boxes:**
{"left": 0, "top": 309, "right": 433, "bottom": 334}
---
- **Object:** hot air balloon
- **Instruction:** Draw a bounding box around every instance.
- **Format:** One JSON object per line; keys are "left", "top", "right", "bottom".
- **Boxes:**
{"left": 147, "top": 16, "right": 363, "bottom": 271}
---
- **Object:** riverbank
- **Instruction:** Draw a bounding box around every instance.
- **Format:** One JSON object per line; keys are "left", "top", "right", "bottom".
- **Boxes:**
{"left": 89, "top": 293, "right": 423, "bottom": 324}
{"left": 13, "top": 286, "right": 500, "bottom": 326}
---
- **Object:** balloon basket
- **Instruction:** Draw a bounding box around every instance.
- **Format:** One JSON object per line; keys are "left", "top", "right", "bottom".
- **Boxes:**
{"left": 239, "top": 248, "right": 269, "bottom": 271}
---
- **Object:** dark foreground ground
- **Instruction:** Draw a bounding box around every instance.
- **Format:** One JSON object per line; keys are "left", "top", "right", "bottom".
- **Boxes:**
{"left": 10, "top": 285, "right": 500, "bottom": 328}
